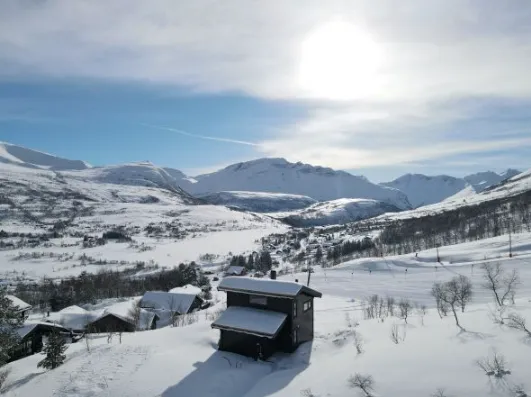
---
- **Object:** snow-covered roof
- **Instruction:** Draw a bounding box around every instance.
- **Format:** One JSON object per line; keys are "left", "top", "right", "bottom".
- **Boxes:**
{"left": 211, "top": 306, "right": 287, "bottom": 338}
{"left": 7, "top": 295, "right": 32, "bottom": 311}
{"left": 58, "top": 305, "right": 88, "bottom": 315}
{"left": 15, "top": 322, "right": 69, "bottom": 339}
{"left": 225, "top": 266, "right": 245, "bottom": 275}
{"left": 218, "top": 277, "right": 322, "bottom": 298}
{"left": 168, "top": 285, "right": 202, "bottom": 295}
{"left": 140, "top": 291, "right": 200, "bottom": 314}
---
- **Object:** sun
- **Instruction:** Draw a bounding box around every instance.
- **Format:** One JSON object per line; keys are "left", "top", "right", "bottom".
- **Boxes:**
{"left": 298, "top": 21, "right": 383, "bottom": 100}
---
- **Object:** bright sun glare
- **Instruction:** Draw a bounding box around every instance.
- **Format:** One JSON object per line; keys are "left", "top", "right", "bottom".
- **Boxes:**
{"left": 298, "top": 21, "right": 383, "bottom": 100}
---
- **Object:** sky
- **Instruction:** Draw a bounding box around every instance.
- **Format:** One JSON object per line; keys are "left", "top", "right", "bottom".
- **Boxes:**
{"left": 1, "top": 0, "right": 531, "bottom": 182}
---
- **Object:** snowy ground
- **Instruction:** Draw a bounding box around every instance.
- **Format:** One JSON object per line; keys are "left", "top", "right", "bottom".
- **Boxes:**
{"left": 4, "top": 235, "right": 531, "bottom": 397}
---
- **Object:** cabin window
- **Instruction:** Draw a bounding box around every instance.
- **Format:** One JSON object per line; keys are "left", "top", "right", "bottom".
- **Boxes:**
{"left": 293, "top": 301, "right": 298, "bottom": 318}
{"left": 249, "top": 295, "right": 267, "bottom": 306}
{"left": 293, "top": 326, "right": 299, "bottom": 344}
{"left": 303, "top": 299, "right": 312, "bottom": 312}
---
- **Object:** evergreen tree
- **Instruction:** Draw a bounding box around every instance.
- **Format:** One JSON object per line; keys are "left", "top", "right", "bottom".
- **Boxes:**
{"left": 247, "top": 254, "right": 255, "bottom": 270}
{"left": 258, "top": 251, "right": 273, "bottom": 272}
{"left": 315, "top": 246, "right": 323, "bottom": 264}
{"left": 0, "top": 289, "right": 24, "bottom": 365}
{"left": 37, "top": 330, "right": 67, "bottom": 370}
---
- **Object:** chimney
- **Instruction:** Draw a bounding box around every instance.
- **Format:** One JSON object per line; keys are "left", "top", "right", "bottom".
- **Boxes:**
{"left": 270, "top": 270, "right": 277, "bottom": 280}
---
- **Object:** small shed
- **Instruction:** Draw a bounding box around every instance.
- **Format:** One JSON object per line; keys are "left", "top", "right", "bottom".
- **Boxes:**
{"left": 88, "top": 312, "right": 137, "bottom": 333}
{"left": 7, "top": 295, "right": 32, "bottom": 320}
{"left": 212, "top": 273, "right": 321, "bottom": 360}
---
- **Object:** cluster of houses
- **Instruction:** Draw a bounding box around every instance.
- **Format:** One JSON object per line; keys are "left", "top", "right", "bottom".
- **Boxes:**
{"left": 8, "top": 271, "right": 322, "bottom": 363}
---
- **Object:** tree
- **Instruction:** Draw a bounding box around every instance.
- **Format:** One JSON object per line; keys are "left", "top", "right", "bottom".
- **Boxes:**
{"left": 432, "top": 275, "right": 473, "bottom": 330}
{"left": 127, "top": 300, "right": 142, "bottom": 331}
{"left": 481, "top": 263, "right": 520, "bottom": 307}
{"left": 0, "top": 289, "right": 24, "bottom": 366}
{"left": 37, "top": 330, "right": 67, "bottom": 370}
{"left": 348, "top": 374, "right": 375, "bottom": 397}
{"left": 315, "top": 246, "right": 323, "bottom": 264}
{"left": 398, "top": 299, "right": 412, "bottom": 324}
{"left": 431, "top": 282, "right": 449, "bottom": 318}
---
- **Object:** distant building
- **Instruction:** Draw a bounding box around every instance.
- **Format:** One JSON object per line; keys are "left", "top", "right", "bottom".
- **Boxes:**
{"left": 212, "top": 271, "right": 321, "bottom": 360}
{"left": 140, "top": 290, "right": 203, "bottom": 327}
{"left": 224, "top": 266, "right": 246, "bottom": 276}
{"left": 88, "top": 312, "right": 140, "bottom": 333}
{"left": 7, "top": 295, "right": 32, "bottom": 320}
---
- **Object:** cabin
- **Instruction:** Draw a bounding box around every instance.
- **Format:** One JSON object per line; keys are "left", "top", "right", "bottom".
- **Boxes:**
{"left": 7, "top": 295, "right": 32, "bottom": 320}
{"left": 87, "top": 300, "right": 156, "bottom": 333}
{"left": 9, "top": 322, "right": 69, "bottom": 362}
{"left": 225, "top": 266, "right": 246, "bottom": 276}
{"left": 212, "top": 271, "right": 322, "bottom": 360}
{"left": 88, "top": 312, "right": 138, "bottom": 333}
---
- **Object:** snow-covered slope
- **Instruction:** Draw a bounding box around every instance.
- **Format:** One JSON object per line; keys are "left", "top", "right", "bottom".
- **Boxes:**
{"left": 381, "top": 174, "right": 467, "bottom": 208}
{"left": 382, "top": 169, "right": 522, "bottom": 208}
{"left": 0, "top": 142, "right": 90, "bottom": 170}
{"left": 186, "top": 158, "right": 411, "bottom": 210}
{"left": 464, "top": 169, "right": 521, "bottom": 192}
{"left": 276, "top": 198, "right": 400, "bottom": 227}
{"left": 200, "top": 191, "right": 317, "bottom": 213}
{"left": 64, "top": 162, "right": 197, "bottom": 202}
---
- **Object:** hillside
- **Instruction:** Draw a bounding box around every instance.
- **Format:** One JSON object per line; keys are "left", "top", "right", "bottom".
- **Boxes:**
{"left": 0, "top": 142, "right": 90, "bottom": 170}
{"left": 200, "top": 191, "right": 317, "bottom": 212}
{"left": 0, "top": 163, "right": 287, "bottom": 282}
{"left": 277, "top": 198, "right": 400, "bottom": 227}
{"left": 185, "top": 158, "right": 412, "bottom": 210}
{"left": 5, "top": 237, "right": 531, "bottom": 397}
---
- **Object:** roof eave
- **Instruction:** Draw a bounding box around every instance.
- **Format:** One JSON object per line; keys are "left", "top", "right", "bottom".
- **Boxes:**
{"left": 211, "top": 323, "right": 281, "bottom": 339}
{"left": 217, "top": 286, "right": 296, "bottom": 299}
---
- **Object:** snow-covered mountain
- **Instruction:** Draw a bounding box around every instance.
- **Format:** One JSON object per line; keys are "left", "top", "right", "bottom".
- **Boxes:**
{"left": 276, "top": 198, "right": 400, "bottom": 227}
{"left": 381, "top": 174, "right": 467, "bottom": 208}
{"left": 464, "top": 169, "right": 521, "bottom": 192}
{"left": 200, "top": 191, "right": 317, "bottom": 213}
{"left": 0, "top": 142, "right": 90, "bottom": 170}
{"left": 382, "top": 169, "right": 521, "bottom": 208}
{"left": 184, "top": 158, "right": 412, "bottom": 210}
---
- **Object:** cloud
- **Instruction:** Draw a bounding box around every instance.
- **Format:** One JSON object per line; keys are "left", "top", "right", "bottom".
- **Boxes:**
{"left": 2, "top": 0, "right": 531, "bottom": 102}
{"left": 142, "top": 124, "right": 258, "bottom": 146}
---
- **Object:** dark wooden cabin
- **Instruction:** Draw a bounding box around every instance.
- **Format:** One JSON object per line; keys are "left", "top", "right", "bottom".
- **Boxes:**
{"left": 9, "top": 322, "right": 69, "bottom": 362}
{"left": 212, "top": 271, "right": 321, "bottom": 359}
{"left": 87, "top": 313, "right": 137, "bottom": 333}
{"left": 7, "top": 295, "right": 32, "bottom": 320}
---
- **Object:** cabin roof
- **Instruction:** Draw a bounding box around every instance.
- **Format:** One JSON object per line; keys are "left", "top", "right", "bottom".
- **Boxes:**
{"left": 140, "top": 291, "right": 201, "bottom": 314}
{"left": 225, "top": 266, "right": 245, "bottom": 275}
{"left": 211, "top": 306, "right": 287, "bottom": 338}
{"left": 218, "top": 277, "right": 322, "bottom": 298}
{"left": 7, "top": 295, "right": 32, "bottom": 312}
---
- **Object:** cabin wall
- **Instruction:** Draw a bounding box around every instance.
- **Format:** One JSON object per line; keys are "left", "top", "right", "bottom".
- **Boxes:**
{"left": 218, "top": 330, "right": 276, "bottom": 359}
{"left": 88, "top": 316, "right": 135, "bottom": 333}
{"left": 293, "top": 295, "right": 314, "bottom": 346}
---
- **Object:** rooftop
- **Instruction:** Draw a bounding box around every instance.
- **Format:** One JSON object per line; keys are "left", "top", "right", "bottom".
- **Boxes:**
{"left": 211, "top": 306, "right": 287, "bottom": 338}
{"left": 218, "top": 277, "right": 322, "bottom": 298}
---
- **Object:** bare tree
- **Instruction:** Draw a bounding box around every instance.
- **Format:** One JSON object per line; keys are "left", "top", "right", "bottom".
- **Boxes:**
{"left": 481, "top": 263, "right": 520, "bottom": 307}
{"left": 300, "top": 389, "right": 320, "bottom": 397}
{"left": 512, "top": 384, "right": 529, "bottom": 397}
{"left": 432, "top": 275, "right": 472, "bottom": 330}
{"left": 386, "top": 296, "right": 396, "bottom": 317}
{"left": 127, "top": 300, "right": 142, "bottom": 331}
{"left": 476, "top": 349, "right": 511, "bottom": 378}
{"left": 353, "top": 331, "right": 364, "bottom": 355}
{"left": 506, "top": 313, "right": 531, "bottom": 337}
{"left": 398, "top": 299, "right": 412, "bottom": 324}
{"left": 348, "top": 374, "right": 375, "bottom": 397}
{"left": 417, "top": 304, "right": 427, "bottom": 326}
{"left": 0, "top": 368, "right": 10, "bottom": 391}
{"left": 390, "top": 324, "right": 400, "bottom": 344}
{"left": 431, "top": 388, "right": 452, "bottom": 397}
{"left": 431, "top": 283, "right": 449, "bottom": 318}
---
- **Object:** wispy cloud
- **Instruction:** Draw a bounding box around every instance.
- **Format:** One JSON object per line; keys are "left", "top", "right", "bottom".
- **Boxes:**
{"left": 142, "top": 124, "right": 258, "bottom": 146}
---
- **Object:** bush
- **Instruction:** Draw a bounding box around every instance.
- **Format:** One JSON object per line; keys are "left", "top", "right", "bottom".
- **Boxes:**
{"left": 348, "top": 374, "right": 375, "bottom": 397}
{"left": 0, "top": 368, "right": 10, "bottom": 391}
{"left": 476, "top": 349, "right": 511, "bottom": 378}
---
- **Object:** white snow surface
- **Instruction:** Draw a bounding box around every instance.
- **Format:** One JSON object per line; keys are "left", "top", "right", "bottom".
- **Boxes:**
{"left": 218, "top": 276, "right": 309, "bottom": 297}
{"left": 168, "top": 285, "right": 202, "bottom": 295}
{"left": 212, "top": 306, "right": 287, "bottom": 337}
{"left": 275, "top": 198, "right": 400, "bottom": 226}
{"left": 183, "top": 158, "right": 411, "bottom": 209}
{"left": 200, "top": 191, "right": 317, "bottom": 212}
{"left": 0, "top": 142, "right": 90, "bottom": 170}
